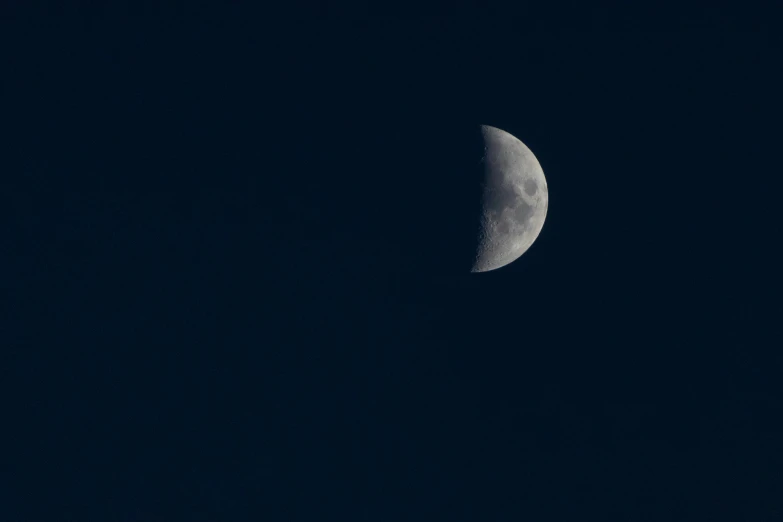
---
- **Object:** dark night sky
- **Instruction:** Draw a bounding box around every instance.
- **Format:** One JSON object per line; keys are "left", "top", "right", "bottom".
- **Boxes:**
{"left": 3, "top": 4, "right": 782, "bottom": 521}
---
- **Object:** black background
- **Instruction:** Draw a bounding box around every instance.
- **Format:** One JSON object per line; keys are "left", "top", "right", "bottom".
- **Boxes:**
{"left": 3, "top": 3, "right": 782, "bottom": 521}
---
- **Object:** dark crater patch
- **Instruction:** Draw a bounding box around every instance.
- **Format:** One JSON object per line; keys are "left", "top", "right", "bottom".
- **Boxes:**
{"left": 486, "top": 184, "right": 519, "bottom": 214}
{"left": 513, "top": 200, "right": 533, "bottom": 224}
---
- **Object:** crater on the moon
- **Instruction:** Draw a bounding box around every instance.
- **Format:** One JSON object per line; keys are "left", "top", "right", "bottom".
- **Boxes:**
{"left": 514, "top": 200, "right": 533, "bottom": 223}
{"left": 486, "top": 184, "right": 518, "bottom": 214}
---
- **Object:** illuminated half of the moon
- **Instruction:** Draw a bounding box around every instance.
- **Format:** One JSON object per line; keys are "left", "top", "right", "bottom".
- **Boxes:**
{"left": 472, "top": 125, "right": 548, "bottom": 273}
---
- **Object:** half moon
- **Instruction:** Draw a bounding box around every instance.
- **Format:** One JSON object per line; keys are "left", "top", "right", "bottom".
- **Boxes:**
{"left": 472, "top": 125, "right": 548, "bottom": 273}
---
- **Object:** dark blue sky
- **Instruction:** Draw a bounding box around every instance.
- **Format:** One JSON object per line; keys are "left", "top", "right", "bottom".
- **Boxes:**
{"left": 4, "top": 5, "right": 782, "bottom": 521}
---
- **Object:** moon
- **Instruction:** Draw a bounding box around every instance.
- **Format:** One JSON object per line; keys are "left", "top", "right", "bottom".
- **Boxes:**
{"left": 472, "top": 125, "right": 548, "bottom": 273}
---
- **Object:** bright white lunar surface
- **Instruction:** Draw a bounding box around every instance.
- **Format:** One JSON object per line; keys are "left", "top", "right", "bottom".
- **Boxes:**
{"left": 472, "top": 125, "right": 548, "bottom": 273}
